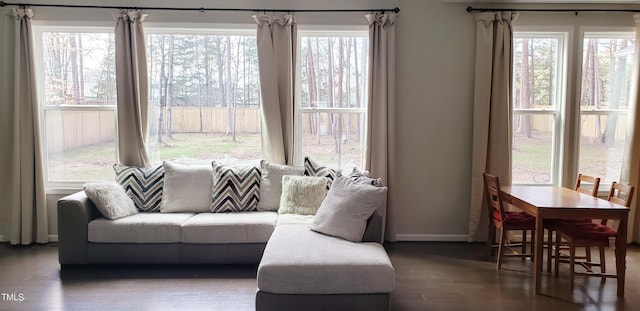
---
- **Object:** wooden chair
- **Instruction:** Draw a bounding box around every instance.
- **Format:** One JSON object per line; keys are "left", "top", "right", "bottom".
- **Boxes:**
{"left": 545, "top": 174, "right": 601, "bottom": 273}
{"left": 554, "top": 182, "right": 635, "bottom": 290}
{"left": 483, "top": 173, "right": 536, "bottom": 269}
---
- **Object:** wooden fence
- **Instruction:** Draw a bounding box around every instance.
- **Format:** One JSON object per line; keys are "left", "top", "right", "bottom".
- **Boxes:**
{"left": 47, "top": 107, "right": 626, "bottom": 153}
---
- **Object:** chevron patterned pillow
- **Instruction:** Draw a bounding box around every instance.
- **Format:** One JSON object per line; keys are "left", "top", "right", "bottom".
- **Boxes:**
{"left": 303, "top": 156, "right": 338, "bottom": 188}
{"left": 113, "top": 164, "right": 164, "bottom": 212}
{"left": 211, "top": 162, "right": 261, "bottom": 213}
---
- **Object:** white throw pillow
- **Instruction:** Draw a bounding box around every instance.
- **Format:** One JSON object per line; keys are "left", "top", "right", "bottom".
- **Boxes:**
{"left": 83, "top": 181, "right": 138, "bottom": 220}
{"left": 310, "top": 175, "right": 388, "bottom": 242}
{"left": 257, "top": 160, "right": 304, "bottom": 211}
{"left": 211, "top": 161, "right": 261, "bottom": 213}
{"left": 278, "top": 175, "right": 328, "bottom": 215}
{"left": 160, "top": 161, "right": 213, "bottom": 213}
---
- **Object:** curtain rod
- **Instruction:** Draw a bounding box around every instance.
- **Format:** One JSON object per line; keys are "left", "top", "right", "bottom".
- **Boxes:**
{"left": 0, "top": 1, "right": 399, "bottom": 13}
{"left": 466, "top": 6, "right": 640, "bottom": 13}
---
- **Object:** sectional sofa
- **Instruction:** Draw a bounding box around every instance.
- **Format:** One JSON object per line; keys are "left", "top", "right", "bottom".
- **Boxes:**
{"left": 57, "top": 158, "right": 396, "bottom": 311}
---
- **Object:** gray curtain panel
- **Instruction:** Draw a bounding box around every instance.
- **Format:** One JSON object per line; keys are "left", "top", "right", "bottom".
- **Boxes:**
{"left": 365, "top": 13, "right": 396, "bottom": 242}
{"left": 253, "top": 14, "right": 296, "bottom": 165}
{"left": 0, "top": 8, "right": 48, "bottom": 245}
{"left": 115, "top": 10, "right": 151, "bottom": 167}
{"left": 468, "top": 12, "right": 518, "bottom": 242}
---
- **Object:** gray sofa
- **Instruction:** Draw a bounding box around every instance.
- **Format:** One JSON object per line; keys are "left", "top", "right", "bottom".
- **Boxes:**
{"left": 58, "top": 190, "right": 395, "bottom": 311}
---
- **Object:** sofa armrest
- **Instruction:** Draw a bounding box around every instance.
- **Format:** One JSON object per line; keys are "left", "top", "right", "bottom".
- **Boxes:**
{"left": 57, "top": 191, "right": 102, "bottom": 265}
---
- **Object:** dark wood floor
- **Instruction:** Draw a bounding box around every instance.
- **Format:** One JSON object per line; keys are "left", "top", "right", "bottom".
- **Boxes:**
{"left": 1, "top": 242, "right": 639, "bottom": 310}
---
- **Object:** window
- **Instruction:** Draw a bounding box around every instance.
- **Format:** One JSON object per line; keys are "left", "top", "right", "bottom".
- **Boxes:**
{"left": 35, "top": 27, "right": 117, "bottom": 184}
{"left": 146, "top": 29, "right": 261, "bottom": 165}
{"left": 296, "top": 29, "right": 369, "bottom": 169}
{"left": 512, "top": 33, "right": 565, "bottom": 185}
{"left": 578, "top": 32, "right": 633, "bottom": 183}
{"left": 512, "top": 28, "right": 634, "bottom": 187}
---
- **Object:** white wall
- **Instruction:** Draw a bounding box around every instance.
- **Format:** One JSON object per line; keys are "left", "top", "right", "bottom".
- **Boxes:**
{"left": 11, "top": 0, "right": 637, "bottom": 242}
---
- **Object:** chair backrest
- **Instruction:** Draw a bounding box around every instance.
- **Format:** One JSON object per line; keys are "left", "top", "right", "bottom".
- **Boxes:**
{"left": 575, "top": 173, "right": 601, "bottom": 197}
{"left": 599, "top": 182, "right": 635, "bottom": 226}
{"left": 607, "top": 182, "right": 635, "bottom": 208}
{"left": 483, "top": 173, "right": 505, "bottom": 224}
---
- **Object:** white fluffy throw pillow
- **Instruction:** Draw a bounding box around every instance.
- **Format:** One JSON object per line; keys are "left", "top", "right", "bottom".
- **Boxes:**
{"left": 310, "top": 175, "right": 388, "bottom": 242}
{"left": 278, "top": 175, "right": 328, "bottom": 215}
{"left": 83, "top": 181, "right": 138, "bottom": 220}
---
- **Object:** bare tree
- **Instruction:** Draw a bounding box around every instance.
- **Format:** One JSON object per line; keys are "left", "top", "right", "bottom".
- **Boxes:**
{"left": 165, "top": 35, "right": 175, "bottom": 139}
{"left": 519, "top": 39, "right": 532, "bottom": 138}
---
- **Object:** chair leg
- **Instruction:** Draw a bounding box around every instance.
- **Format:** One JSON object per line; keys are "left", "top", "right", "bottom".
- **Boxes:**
{"left": 554, "top": 233, "right": 561, "bottom": 278}
{"left": 570, "top": 243, "right": 576, "bottom": 291}
{"left": 586, "top": 247, "right": 592, "bottom": 263}
{"left": 522, "top": 229, "right": 527, "bottom": 260}
{"left": 497, "top": 228, "right": 506, "bottom": 270}
{"left": 599, "top": 246, "right": 606, "bottom": 283}
{"left": 487, "top": 225, "right": 496, "bottom": 259}
{"left": 547, "top": 229, "right": 553, "bottom": 273}
{"left": 531, "top": 228, "right": 535, "bottom": 260}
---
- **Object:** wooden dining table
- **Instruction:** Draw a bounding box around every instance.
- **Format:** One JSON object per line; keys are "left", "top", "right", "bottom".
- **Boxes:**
{"left": 500, "top": 186, "right": 630, "bottom": 296}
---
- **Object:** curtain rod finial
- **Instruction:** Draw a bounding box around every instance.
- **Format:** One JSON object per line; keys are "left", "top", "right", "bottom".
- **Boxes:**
{"left": 0, "top": 1, "right": 6, "bottom": 7}
{"left": 393, "top": 7, "right": 400, "bottom": 13}
{"left": 466, "top": 6, "right": 473, "bottom": 13}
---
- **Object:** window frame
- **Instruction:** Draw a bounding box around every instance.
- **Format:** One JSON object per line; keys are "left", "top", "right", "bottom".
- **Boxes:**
{"left": 512, "top": 25, "right": 635, "bottom": 192}
{"left": 294, "top": 26, "right": 369, "bottom": 167}
{"left": 33, "top": 24, "right": 118, "bottom": 190}
{"left": 512, "top": 28, "right": 570, "bottom": 186}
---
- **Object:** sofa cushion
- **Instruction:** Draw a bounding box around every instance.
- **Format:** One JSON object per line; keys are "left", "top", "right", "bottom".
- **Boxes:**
{"left": 83, "top": 181, "right": 138, "bottom": 220}
{"left": 257, "top": 224, "right": 395, "bottom": 295}
{"left": 278, "top": 175, "right": 327, "bottom": 215}
{"left": 181, "top": 212, "right": 277, "bottom": 244}
{"left": 161, "top": 161, "right": 213, "bottom": 213}
{"left": 257, "top": 160, "right": 305, "bottom": 212}
{"left": 113, "top": 163, "right": 164, "bottom": 212}
{"left": 211, "top": 162, "right": 261, "bottom": 213}
{"left": 88, "top": 213, "right": 195, "bottom": 243}
{"left": 275, "top": 213, "right": 315, "bottom": 226}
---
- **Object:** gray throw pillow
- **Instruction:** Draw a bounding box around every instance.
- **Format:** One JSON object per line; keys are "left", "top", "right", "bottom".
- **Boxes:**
{"left": 161, "top": 161, "right": 213, "bottom": 213}
{"left": 309, "top": 175, "right": 388, "bottom": 242}
{"left": 257, "top": 160, "right": 304, "bottom": 211}
{"left": 278, "top": 175, "right": 328, "bottom": 215}
{"left": 83, "top": 181, "right": 138, "bottom": 220}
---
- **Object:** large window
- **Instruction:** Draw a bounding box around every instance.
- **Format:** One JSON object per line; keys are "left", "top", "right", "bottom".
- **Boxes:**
{"left": 146, "top": 29, "right": 261, "bottom": 165}
{"left": 578, "top": 32, "right": 633, "bottom": 183}
{"left": 512, "top": 33, "right": 565, "bottom": 185}
{"left": 35, "top": 27, "right": 117, "bottom": 184}
{"left": 296, "top": 29, "right": 369, "bottom": 169}
{"left": 512, "top": 28, "right": 634, "bottom": 188}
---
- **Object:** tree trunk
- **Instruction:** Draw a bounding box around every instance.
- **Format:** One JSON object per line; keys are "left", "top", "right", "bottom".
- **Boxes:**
{"left": 157, "top": 35, "right": 166, "bottom": 144}
{"left": 327, "top": 38, "right": 335, "bottom": 140}
{"left": 305, "top": 37, "right": 318, "bottom": 136}
{"left": 69, "top": 34, "right": 80, "bottom": 104}
{"left": 166, "top": 36, "right": 175, "bottom": 139}
{"left": 77, "top": 34, "right": 85, "bottom": 102}
{"left": 353, "top": 38, "right": 361, "bottom": 143}
{"left": 520, "top": 39, "right": 532, "bottom": 138}
{"left": 334, "top": 38, "right": 344, "bottom": 155}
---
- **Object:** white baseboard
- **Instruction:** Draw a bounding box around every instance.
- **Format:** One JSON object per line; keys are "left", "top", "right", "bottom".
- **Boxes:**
{"left": 395, "top": 234, "right": 469, "bottom": 242}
